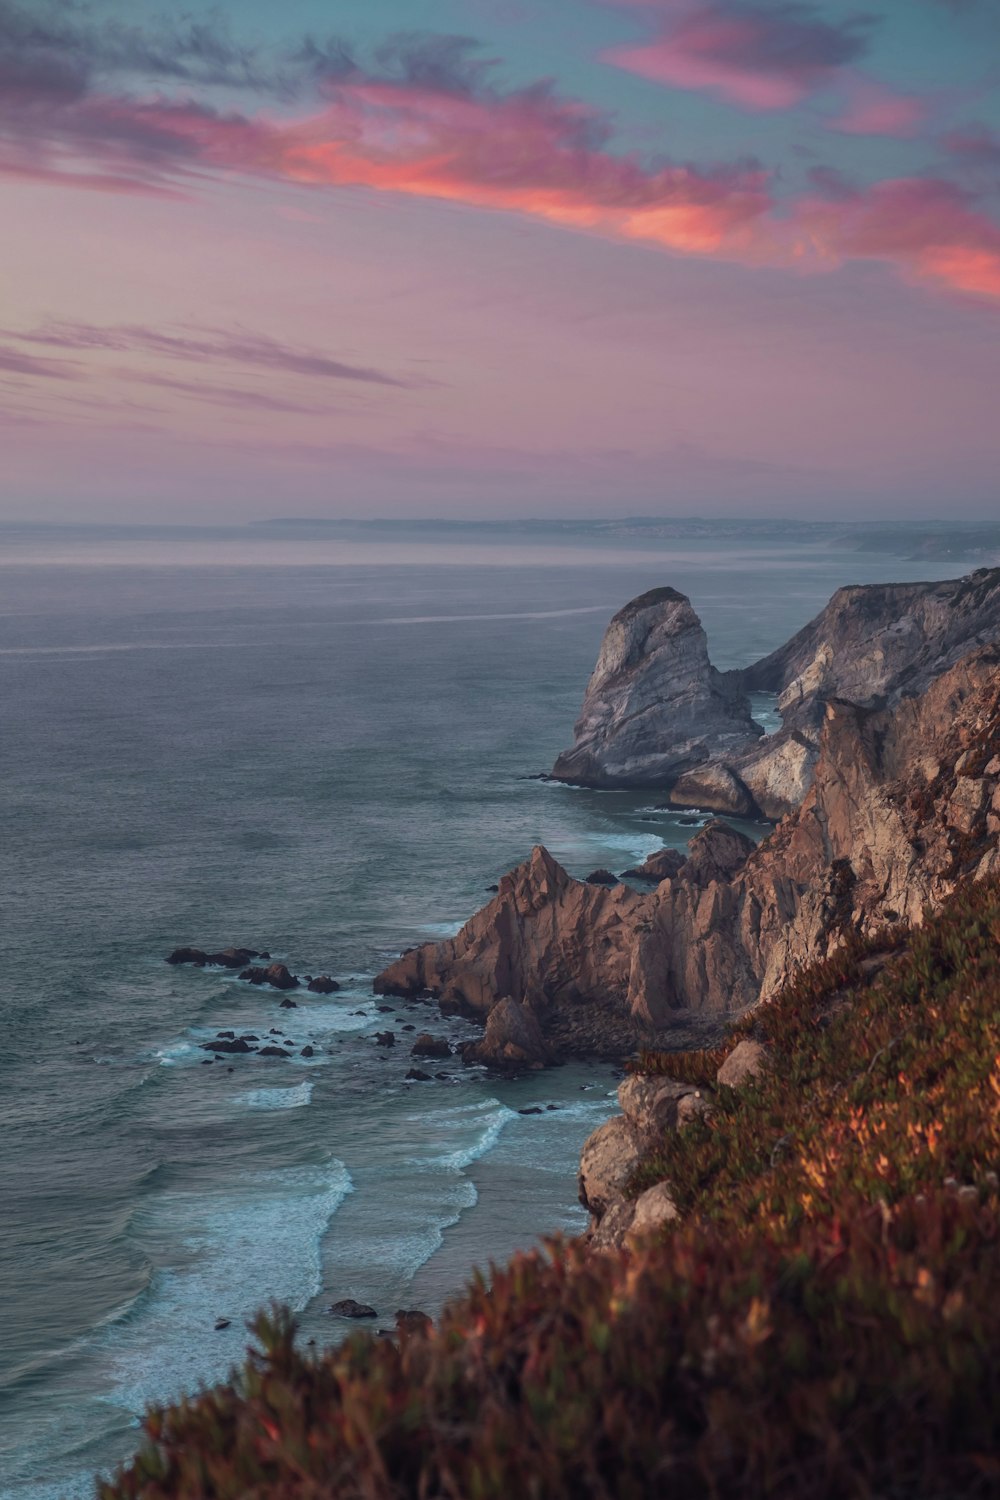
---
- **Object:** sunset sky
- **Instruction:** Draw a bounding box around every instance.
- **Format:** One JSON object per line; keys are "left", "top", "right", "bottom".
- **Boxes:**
{"left": 3, "top": 0, "right": 1000, "bottom": 521}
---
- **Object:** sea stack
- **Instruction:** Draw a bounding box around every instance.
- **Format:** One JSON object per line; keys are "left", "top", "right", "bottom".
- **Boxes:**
{"left": 550, "top": 587, "right": 760, "bottom": 788}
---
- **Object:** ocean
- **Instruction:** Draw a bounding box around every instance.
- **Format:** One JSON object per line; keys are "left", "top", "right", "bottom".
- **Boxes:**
{"left": 0, "top": 523, "right": 963, "bottom": 1496}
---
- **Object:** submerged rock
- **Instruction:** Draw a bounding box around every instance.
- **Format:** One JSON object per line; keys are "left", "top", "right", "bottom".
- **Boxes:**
{"left": 405, "top": 1068, "right": 432, "bottom": 1082}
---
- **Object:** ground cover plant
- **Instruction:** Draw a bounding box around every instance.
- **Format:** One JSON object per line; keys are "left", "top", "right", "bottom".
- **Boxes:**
{"left": 102, "top": 876, "right": 1000, "bottom": 1500}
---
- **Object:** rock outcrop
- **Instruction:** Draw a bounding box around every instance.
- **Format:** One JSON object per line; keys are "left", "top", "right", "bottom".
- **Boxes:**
{"left": 551, "top": 588, "right": 761, "bottom": 788}
{"left": 375, "top": 646, "right": 1000, "bottom": 1050}
{"left": 551, "top": 568, "right": 1000, "bottom": 821}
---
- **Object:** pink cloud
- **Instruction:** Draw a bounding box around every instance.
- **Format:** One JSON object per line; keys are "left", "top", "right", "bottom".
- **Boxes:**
{"left": 792, "top": 177, "right": 1000, "bottom": 298}
{"left": 606, "top": 2, "right": 870, "bottom": 111}
{"left": 830, "top": 80, "right": 927, "bottom": 138}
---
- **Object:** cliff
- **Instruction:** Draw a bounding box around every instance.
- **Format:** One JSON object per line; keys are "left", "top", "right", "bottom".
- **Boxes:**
{"left": 376, "top": 644, "right": 1000, "bottom": 1055}
{"left": 552, "top": 567, "right": 1000, "bottom": 819}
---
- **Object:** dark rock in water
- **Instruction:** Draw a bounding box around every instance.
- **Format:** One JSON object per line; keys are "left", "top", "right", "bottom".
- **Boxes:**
{"left": 585, "top": 869, "right": 617, "bottom": 887}
{"left": 411, "top": 1033, "right": 451, "bottom": 1058}
{"left": 376, "top": 1005, "right": 395, "bottom": 1014}
{"left": 269, "top": 1028, "right": 282, "bottom": 1036}
{"left": 405, "top": 1068, "right": 432, "bottom": 1082}
{"left": 214, "top": 1318, "right": 231, "bottom": 1331}
{"left": 279, "top": 998, "right": 298, "bottom": 1010}
{"left": 259, "top": 952, "right": 271, "bottom": 961}
{"left": 485, "top": 884, "right": 499, "bottom": 892}
{"left": 257, "top": 1045, "right": 291, "bottom": 1058}
{"left": 239, "top": 962, "right": 299, "bottom": 991}
{"left": 434, "top": 1072, "right": 450, "bottom": 1080}
{"left": 300, "top": 1045, "right": 315, "bottom": 1057}
{"left": 203, "top": 1038, "right": 252, "bottom": 1054}
{"left": 462, "top": 997, "right": 553, "bottom": 1072}
{"left": 166, "top": 947, "right": 209, "bottom": 966}
{"left": 201, "top": 1059, "right": 213, "bottom": 1065}
{"left": 395, "top": 1309, "right": 432, "bottom": 1335}
{"left": 206, "top": 947, "right": 260, "bottom": 969}
{"left": 518, "top": 1106, "right": 543, "bottom": 1115}
{"left": 546, "top": 1104, "right": 561, "bottom": 1111}
{"left": 328, "top": 1299, "right": 377, "bottom": 1319}
{"left": 241, "top": 1034, "right": 259, "bottom": 1042}
{"left": 401, "top": 1024, "right": 416, "bottom": 1032}
{"left": 216, "top": 1031, "right": 236, "bottom": 1040}
{"left": 375, "top": 1031, "right": 395, "bottom": 1047}
{"left": 307, "top": 976, "right": 339, "bottom": 994}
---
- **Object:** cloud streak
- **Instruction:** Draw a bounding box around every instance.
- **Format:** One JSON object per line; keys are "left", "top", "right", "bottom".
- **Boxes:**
{"left": 12, "top": 322, "right": 409, "bottom": 388}
{"left": 606, "top": 1, "right": 871, "bottom": 111}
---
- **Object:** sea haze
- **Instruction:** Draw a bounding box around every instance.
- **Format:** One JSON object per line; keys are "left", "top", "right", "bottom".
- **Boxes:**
{"left": 0, "top": 524, "right": 968, "bottom": 1497}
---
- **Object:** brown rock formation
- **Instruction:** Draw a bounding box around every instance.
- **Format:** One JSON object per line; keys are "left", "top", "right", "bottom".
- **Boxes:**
{"left": 375, "top": 646, "right": 1000, "bottom": 1050}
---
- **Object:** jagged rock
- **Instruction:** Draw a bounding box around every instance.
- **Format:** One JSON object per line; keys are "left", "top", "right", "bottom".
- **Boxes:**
{"left": 216, "top": 1031, "right": 235, "bottom": 1040}
{"left": 585, "top": 869, "right": 618, "bottom": 887}
{"left": 628, "top": 1181, "right": 680, "bottom": 1237}
{"left": 376, "top": 645, "right": 1000, "bottom": 1044}
{"left": 410, "top": 1034, "right": 451, "bottom": 1058}
{"left": 716, "top": 1040, "right": 769, "bottom": 1088}
{"left": 167, "top": 946, "right": 263, "bottom": 967}
{"left": 620, "top": 848, "right": 686, "bottom": 883}
{"left": 588, "top": 1199, "right": 637, "bottom": 1251}
{"left": 202, "top": 1038, "right": 253, "bottom": 1054}
{"left": 307, "top": 976, "right": 340, "bottom": 994}
{"left": 578, "top": 1115, "right": 641, "bottom": 1218}
{"left": 551, "top": 588, "right": 761, "bottom": 788}
{"left": 328, "top": 1300, "right": 377, "bottom": 1319}
{"left": 375, "top": 1031, "right": 396, "bottom": 1047}
{"left": 300, "top": 1045, "right": 315, "bottom": 1057}
{"left": 239, "top": 963, "right": 299, "bottom": 991}
{"left": 680, "top": 821, "right": 756, "bottom": 886}
{"left": 670, "top": 763, "right": 757, "bottom": 817}
{"left": 279, "top": 997, "right": 298, "bottom": 1009}
{"left": 461, "top": 997, "right": 552, "bottom": 1071}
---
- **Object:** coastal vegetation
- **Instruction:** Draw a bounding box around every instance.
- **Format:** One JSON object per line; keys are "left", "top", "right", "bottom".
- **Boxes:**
{"left": 102, "top": 873, "right": 1000, "bottom": 1499}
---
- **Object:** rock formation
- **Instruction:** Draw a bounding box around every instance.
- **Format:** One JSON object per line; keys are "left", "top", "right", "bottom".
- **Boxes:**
{"left": 552, "top": 568, "right": 1000, "bottom": 821}
{"left": 550, "top": 588, "right": 761, "bottom": 788}
{"left": 375, "top": 645, "right": 1000, "bottom": 1049}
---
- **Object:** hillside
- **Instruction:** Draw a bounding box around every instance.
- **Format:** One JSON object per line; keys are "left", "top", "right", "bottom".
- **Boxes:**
{"left": 102, "top": 874, "right": 1000, "bottom": 1499}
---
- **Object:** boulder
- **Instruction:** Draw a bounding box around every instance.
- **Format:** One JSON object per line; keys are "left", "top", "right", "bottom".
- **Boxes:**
{"left": 166, "top": 947, "right": 209, "bottom": 966}
{"left": 202, "top": 1038, "right": 253, "bottom": 1054}
{"left": 405, "top": 1068, "right": 432, "bottom": 1082}
{"left": 679, "top": 820, "right": 756, "bottom": 886}
{"left": 395, "top": 1309, "right": 432, "bottom": 1336}
{"left": 375, "top": 1031, "right": 396, "bottom": 1047}
{"left": 670, "top": 763, "right": 757, "bottom": 817}
{"left": 410, "top": 1034, "right": 451, "bottom": 1059}
{"left": 328, "top": 1300, "right": 377, "bottom": 1319}
{"left": 716, "top": 1040, "right": 768, "bottom": 1088}
{"left": 307, "top": 976, "right": 340, "bottom": 994}
{"left": 620, "top": 848, "right": 686, "bottom": 883}
{"left": 206, "top": 947, "right": 260, "bottom": 969}
{"left": 300, "top": 1045, "right": 315, "bottom": 1057}
{"left": 585, "top": 869, "right": 617, "bottom": 887}
{"left": 628, "top": 1180, "right": 680, "bottom": 1237}
{"left": 618, "top": 1075, "right": 695, "bottom": 1142}
{"left": 257, "top": 1045, "right": 291, "bottom": 1058}
{"left": 239, "top": 963, "right": 299, "bottom": 991}
{"left": 578, "top": 1115, "right": 641, "bottom": 1219}
{"left": 462, "top": 997, "right": 552, "bottom": 1071}
{"left": 279, "top": 997, "right": 298, "bottom": 1009}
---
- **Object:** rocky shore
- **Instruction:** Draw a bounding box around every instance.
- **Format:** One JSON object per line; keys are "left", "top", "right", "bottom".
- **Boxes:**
{"left": 375, "top": 569, "right": 1000, "bottom": 1074}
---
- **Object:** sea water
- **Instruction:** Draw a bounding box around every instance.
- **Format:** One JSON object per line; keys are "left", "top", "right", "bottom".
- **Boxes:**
{"left": 0, "top": 524, "right": 963, "bottom": 1495}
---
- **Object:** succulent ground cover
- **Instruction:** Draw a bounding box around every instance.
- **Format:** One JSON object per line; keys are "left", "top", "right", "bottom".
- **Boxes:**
{"left": 102, "top": 877, "right": 1000, "bottom": 1500}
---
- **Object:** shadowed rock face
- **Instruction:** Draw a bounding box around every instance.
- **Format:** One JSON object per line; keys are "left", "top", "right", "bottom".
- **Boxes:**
{"left": 551, "top": 568, "right": 1000, "bottom": 821}
{"left": 550, "top": 587, "right": 761, "bottom": 788}
{"left": 375, "top": 647, "right": 1000, "bottom": 1046}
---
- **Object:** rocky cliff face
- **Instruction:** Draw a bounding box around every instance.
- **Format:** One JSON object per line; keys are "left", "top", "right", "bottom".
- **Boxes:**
{"left": 550, "top": 587, "right": 760, "bottom": 787}
{"left": 375, "top": 646, "right": 1000, "bottom": 1055}
{"left": 551, "top": 568, "right": 1000, "bottom": 821}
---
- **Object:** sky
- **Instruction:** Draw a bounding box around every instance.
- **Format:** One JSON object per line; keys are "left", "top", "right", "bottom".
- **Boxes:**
{"left": 2, "top": 0, "right": 1000, "bottom": 523}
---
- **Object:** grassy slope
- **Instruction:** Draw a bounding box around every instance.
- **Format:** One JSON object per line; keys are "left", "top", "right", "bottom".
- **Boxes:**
{"left": 102, "top": 877, "right": 1000, "bottom": 1499}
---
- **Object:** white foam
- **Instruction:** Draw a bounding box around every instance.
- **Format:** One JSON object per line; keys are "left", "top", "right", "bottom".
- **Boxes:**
{"left": 235, "top": 1081, "right": 314, "bottom": 1111}
{"left": 406, "top": 1100, "right": 516, "bottom": 1171}
{"left": 92, "top": 1160, "right": 352, "bottom": 1417}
